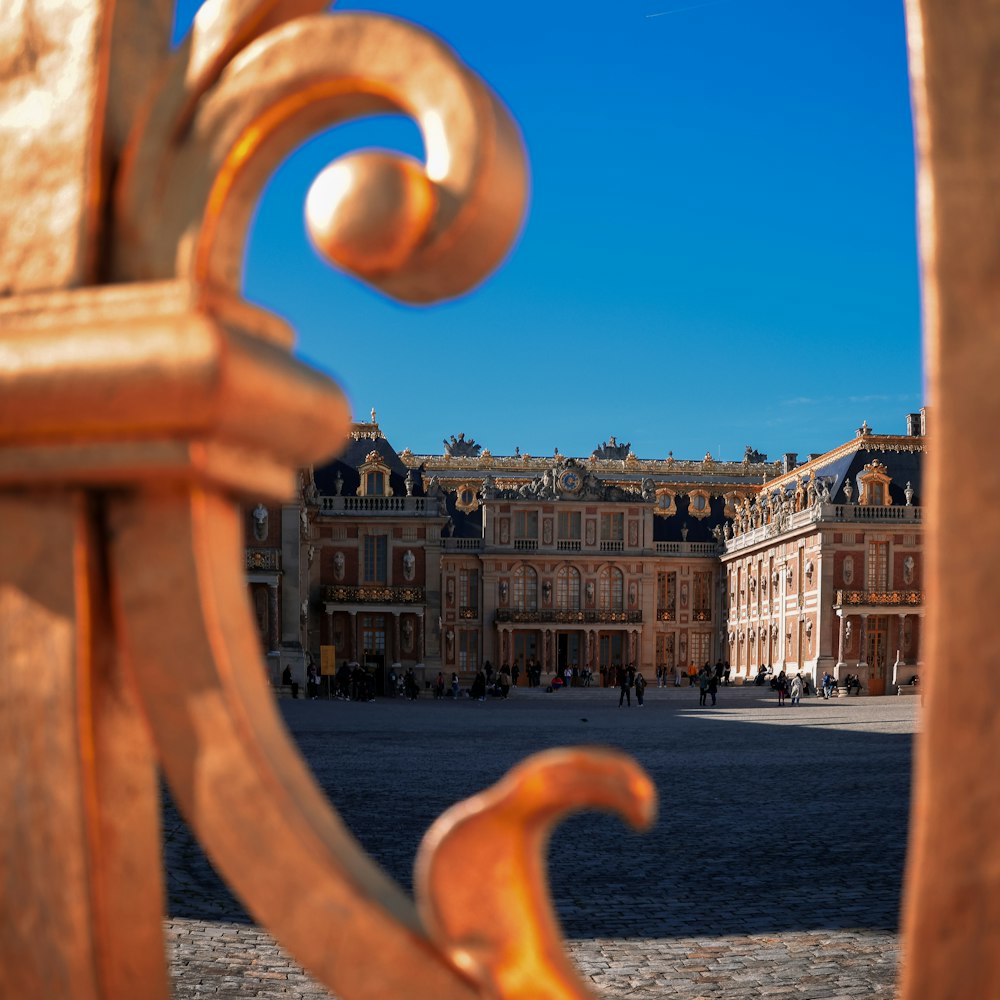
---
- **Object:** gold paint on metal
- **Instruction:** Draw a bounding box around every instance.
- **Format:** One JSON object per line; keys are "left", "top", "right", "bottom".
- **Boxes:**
{"left": 0, "top": 2, "right": 666, "bottom": 999}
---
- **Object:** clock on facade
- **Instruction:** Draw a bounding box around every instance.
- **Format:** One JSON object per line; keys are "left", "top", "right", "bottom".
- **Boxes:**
{"left": 558, "top": 468, "right": 582, "bottom": 494}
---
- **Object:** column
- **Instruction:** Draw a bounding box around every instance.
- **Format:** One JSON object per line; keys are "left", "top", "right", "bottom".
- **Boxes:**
{"left": 897, "top": 613, "right": 907, "bottom": 665}
{"left": 858, "top": 613, "right": 869, "bottom": 668}
{"left": 348, "top": 610, "right": 357, "bottom": 661}
{"left": 416, "top": 613, "right": 424, "bottom": 664}
{"left": 267, "top": 583, "right": 279, "bottom": 653}
{"left": 393, "top": 612, "right": 401, "bottom": 663}
{"left": 326, "top": 609, "right": 334, "bottom": 649}
{"left": 837, "top": 612, "right": 846, "bottom": 667}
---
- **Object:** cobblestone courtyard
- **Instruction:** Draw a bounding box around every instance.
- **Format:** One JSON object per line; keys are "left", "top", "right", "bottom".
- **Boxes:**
{"left": 164, "top": 684, "right": 918, "bottom": 998}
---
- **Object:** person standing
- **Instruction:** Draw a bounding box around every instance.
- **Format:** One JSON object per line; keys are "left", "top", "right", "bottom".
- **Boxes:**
{"left": 698, "top": 667, "right": 710, "bottom": 707}
{"left": 635, "top": 670, "right": 647, "bottom": 706}
{"left": 618, "top": 666, "right": 632, "bottom": 707}
{"left": 282, "top": 664, "right": 299, "bottom": 700}
{"left": 707, "top": 669, "right": 719, "bottom": 706}
{"left": 776, "top": 671, "right": 788, "bottom": 706}
{"left": 306, "top": 661, "right": 319, "bottom": 700}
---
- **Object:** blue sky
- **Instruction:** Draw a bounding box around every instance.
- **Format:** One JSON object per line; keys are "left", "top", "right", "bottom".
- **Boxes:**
{"left": 173, "top": 0, "right": 923, "bottom": 462}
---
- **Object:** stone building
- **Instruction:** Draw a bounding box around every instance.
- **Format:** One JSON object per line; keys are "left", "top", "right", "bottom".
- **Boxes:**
{"left": 243, "top": 411, "right": 925, "bottom": 694}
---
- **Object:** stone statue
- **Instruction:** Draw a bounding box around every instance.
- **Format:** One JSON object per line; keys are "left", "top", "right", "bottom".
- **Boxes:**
{"left": 405, "top": 469, "right": 415, "bottom": 496}
{"left": 402, "top": 618, "right": 414, "bottom": 651}
{"left": 252, "top": 503, "right": 268, "bottom": 541}
{"left": 904, "top": 555, "right": 915, "bottom": 585}
{"left": 680, "top": 522, "right": 689, "bottom": 542}
{"left": 403, "top": 549, "right": 415, "bottom": 581}
{"left": 333, "top": 551, "right": 345, "bottom": 581}
{"left": 641, "top": 477, "right": 656, "bottom": 501}
{"left": 334, "top": 470, "right": 343, "bottom": 496}
{"left": 307, "top": 544, "right": 316, "bottom": 566}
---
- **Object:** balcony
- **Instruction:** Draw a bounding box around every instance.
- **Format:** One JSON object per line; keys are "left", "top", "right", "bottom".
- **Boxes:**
{"left": 494, "top": 609, "right": 642, "bottom": 624}
{"left": 514, "top": 539, "right": 538, "bottom": 551}
{"left": 320, "top": 496, "right": 430, "bottom": 515}
{"left": 441, "top": 537, "right": 484, "bottom": 551}
{"left": 657, "top": 607, "right": 676, "bottom": 622}
{"left": 557, "top": 539, "right": 582, "bottom": 552}
{"left": 600, "top": 540, "right": 624, "bottom": 552}
{"left": 654, "top": 541, "right": 719, "bottom": 556}
{"left": 323, "top": 585, "right": 425, "bottom": 605}
{"left": 245, "top": 548, "right": 280, "bottom": 571}
{"left": 459, "top": 605, "right": 478, "bottom": 619}
{"left": 835, "top": 589, "right": 923, "bottom": 609}
{"left": 724, "top": 503, "right": 923, "bottom": 553}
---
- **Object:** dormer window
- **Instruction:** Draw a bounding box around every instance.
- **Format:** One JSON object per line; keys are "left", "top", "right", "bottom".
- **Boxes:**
{"left": 654, "top": 489, "right": 676, "bottom": 517}
{"left": 857, "top": 459, "right": 893, "bottom": 507}
{"left": 358, "top": 450, "right": 392, "bottom": 497}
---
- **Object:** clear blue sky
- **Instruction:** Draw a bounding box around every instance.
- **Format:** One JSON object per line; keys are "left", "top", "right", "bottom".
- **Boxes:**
{"left": 172, "top": 0, "right": 923, "bottom": 462}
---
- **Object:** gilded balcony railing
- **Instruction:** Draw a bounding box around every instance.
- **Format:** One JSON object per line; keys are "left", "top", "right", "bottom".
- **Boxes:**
{"left": 835, "top": 590, "right": 923, "bottom": 608}
{"left": 0, "top": 4, "right": 658, "bottom": 999}
{"left": 246, "top": 547, "right": 281, "bottom": 571}
{"left": 496, "top": 609, "right": 642, "bottom": 624}
{"left": 324, "top": 585, "right": 425, "bottom": 605}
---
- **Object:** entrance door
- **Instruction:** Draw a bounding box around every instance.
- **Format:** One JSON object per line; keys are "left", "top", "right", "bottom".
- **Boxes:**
{"left": 513, "top": 631, "right": 537, "bottom": 668}
{"left": 557, "top": 633, "right": 582, "bottom": 679}
{"left": 598, "top": 633, "right": 625, "bottom": 686}
{"left": 866, "top": 615, "right": 888, "bottom": 695}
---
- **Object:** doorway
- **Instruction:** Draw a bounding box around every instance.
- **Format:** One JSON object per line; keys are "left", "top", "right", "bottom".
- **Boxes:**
{"left": 866, "top": 615, "right": 889, "bottom": 696}
{"left": 598, "top": 633, "right": 625, "bottom": 686}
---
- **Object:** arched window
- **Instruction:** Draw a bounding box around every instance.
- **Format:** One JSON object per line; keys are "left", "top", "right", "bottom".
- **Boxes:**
{"left": 598, "top": 567, "right": 624, "bottom": 611}
{"left": 556, "top": 566, "right": 581, "bottom": 610}
{"left": 513, "top": 565, "right": 538, "bottom": 611}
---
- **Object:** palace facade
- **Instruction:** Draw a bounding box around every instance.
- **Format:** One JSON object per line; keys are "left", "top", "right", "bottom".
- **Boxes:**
{"left": 244, "top": 411, "right": 926, "bottom": 695}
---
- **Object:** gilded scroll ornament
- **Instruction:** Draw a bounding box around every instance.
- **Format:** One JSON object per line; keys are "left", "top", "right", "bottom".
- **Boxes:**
{"left": 0, "top": 2, "right": 657, "bottom": 999}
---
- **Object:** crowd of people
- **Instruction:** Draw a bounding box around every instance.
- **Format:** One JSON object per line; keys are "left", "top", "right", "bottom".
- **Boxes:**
{"left": 282, "top": 657, "right": 866, "bottom": 707}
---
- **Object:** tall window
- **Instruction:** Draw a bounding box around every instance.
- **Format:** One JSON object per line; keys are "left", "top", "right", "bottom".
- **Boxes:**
{"left": 365, "top": 471, "right": 385, "bottom": 496}
{"left": 514, "top": 511, "right": 538, "bottom": 539}
{"left": 657, "top": 572, "right": 677, "bottom": 615}
{"left": 363, "top": 535, "right": 387, "bottom": 583}
{"left": 868, "top": 481, "right": 886, "bottom": 505}
{"left": 867, "top": 540, "right": 889, "bottom": 590}
{"left": 558, "top": 511, "right": 581, "bottom": 540}
{"left": 513, "top": 565, "right": 538, "bottom": 610}
{"left": 598, "top": 567, "right": 624, "bottom": 610}
{"left": 361, "top": 615, "right": 386, "bottom": 657}
{"left": 458, "top": 630, "right": 479, "bottom": 671}
{"left": 556, "top": 566, "right": 581, "bottom": 609}
{"left": 693, "top": 571, "right": 712, "bottom": 617}
{"left": 600, "top": 513, "right": 624, "bottom": 541}
{"left": 690, "top": 631, "right": 711, "bottom": 666}
{"left": 459, "top": 569, "right": 479, "bottom": 611}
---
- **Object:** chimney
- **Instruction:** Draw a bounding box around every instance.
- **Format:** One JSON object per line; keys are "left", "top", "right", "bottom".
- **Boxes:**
{"left": 783, "top": 453, "right": 798, "bottom": 474}
{"left": 906, "top": 412, "right": 923, "bottom": 436}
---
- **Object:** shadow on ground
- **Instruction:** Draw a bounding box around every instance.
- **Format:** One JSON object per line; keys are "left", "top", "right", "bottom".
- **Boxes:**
{"left": 163, "top": 689, "right": 913, "bottom": 940}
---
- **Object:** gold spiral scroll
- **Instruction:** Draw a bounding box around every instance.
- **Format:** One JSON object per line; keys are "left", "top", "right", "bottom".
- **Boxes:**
{"left": 115, "top": 6, "right": 529, "bottom": 304}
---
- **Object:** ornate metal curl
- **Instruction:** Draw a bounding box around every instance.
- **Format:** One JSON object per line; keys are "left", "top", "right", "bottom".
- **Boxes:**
{"left": 0, "top": 2, "right": 654, "bottom": 999}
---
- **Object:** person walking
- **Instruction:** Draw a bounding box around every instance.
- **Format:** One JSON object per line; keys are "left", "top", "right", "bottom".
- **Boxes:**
{"left": 498, "top": 664, "right": 512, "bottom": 699}
{"left": 306, "top": 661, "right": 319, "bottom": 700}
{"left": 635, "top": 670, "right": 647, "bottom": 706}
{"left": 618, "top": 666, "right": 632, "bottom": 707}
{"left": 790, "top": 672, "right": 803, "bottom": 705}
{"left": 282, "top": 664, "right": 299, "bottom": 700}
{"left": 707, "top": 670, "right": 719, "bottom": 706}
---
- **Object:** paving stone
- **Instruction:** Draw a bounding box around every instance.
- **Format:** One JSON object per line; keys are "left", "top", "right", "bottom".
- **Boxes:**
{"left": 165, "top": 687, "right": 916, "bottom": 997}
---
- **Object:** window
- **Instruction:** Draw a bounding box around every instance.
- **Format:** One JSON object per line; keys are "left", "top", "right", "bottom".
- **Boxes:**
{"left": 657, "top": 572, "right": 677, "bottom": 617}
{"left": 358, "top": 448, "right": 391, "bottom": 497}
{"left": 598, "top": 567, "right": 624, "bottom": 610}
{"left": 690, "top": 631, "right": 712, "bottom": 666}
{"left": 556, "top": 566, "right": 581, "bottom": 609}
{"left": 514, "top": 511, "right": 538, "bottom": 539}
{"left": 867, "top": 540, "right": 889, "bottom": 590}
{"left": 361, "top": 615, "right": 386, "bottom": 657}
{"left": 693, "top": 571, "right": 712, "bottom": 618}
{"left": 363, "top": 535, "right": 387, "bottom": 583}
{"left": 459, "top": 569, "right": 479, "bottom": 611}
{"left": 513, "top": 565, "right": 538, "bottom": 610}
{"left": 458, "top": 630, "right": 479, "bottom": 671}
{"left": 558, "top": 511, "right": 581, "bottom": 540}
{"left": 365, "top": 471, "right": 385, "bottom": 496}
{"left": 600, "top": 513, "right": 624, "bottom": 541}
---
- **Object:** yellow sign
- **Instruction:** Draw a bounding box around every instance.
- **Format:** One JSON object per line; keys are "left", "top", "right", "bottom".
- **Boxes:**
{"left": 320, "top": 646, "right": 337, "bottom": 676}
